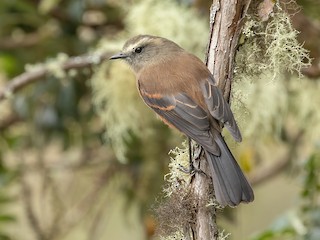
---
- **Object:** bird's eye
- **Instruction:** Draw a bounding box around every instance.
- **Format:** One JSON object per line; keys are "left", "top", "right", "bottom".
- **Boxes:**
{"left": 135, "top": 47, "right": 142, "bottom": 53}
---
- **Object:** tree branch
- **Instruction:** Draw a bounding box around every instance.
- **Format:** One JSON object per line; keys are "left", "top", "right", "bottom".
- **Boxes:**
{"left": 20, "top": 161, "right": 46, "bottom": 240}
{"left": 0, "top": 114, "right": 21, "bottom": 131}
{"left": 0, "top": 30, "right": 52, "bottom": 50}
{"left": 206, "top": 0, "right": 251, "bottom": 102}
{"left": 189, "top": 0, "right": 252, "bottom": 239}
{"left": 250, "top": 129, "right": 305, "bottom": 186}
{"left": 0, "top": 51, "right": 112, "bottom": 101}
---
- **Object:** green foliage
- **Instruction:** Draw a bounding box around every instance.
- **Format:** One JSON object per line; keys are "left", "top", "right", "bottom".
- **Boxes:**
{"left": 301, "top": 150, "right": 320, "bottom": 205}
{"left": 0, "top": 55, "right": 17, "bottom": 77}
{"left": 300, "top": 148, "right": 320, "bottom": 240}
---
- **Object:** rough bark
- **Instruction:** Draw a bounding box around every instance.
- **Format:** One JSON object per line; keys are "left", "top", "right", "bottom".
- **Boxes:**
{"left": 189, "top": 1, "right": 252, "bottom": 239}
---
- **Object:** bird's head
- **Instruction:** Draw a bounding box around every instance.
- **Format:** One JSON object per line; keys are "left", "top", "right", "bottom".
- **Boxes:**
{"left": 109, "top": 35, "right": 182, "bottom": 73}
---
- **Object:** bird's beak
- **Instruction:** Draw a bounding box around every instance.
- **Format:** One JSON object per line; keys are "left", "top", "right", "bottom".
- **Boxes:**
{"left": 109, "top": 52, "right": 128, "bottom": 60}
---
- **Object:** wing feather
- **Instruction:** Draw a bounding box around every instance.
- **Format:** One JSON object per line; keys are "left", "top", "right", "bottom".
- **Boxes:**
{"left": 140, "top": 89, "right": 220, "bottom": 155}
{"left": 200, "top": 78, "right": 242, "bottom": 142}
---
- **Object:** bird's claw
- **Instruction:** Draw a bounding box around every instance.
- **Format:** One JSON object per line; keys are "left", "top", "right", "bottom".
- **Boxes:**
{"left": 177, "top": 163, "right": 207, "bottom": 177}
{"left": 177, "top": 164, "right": 193, "bottom": 174}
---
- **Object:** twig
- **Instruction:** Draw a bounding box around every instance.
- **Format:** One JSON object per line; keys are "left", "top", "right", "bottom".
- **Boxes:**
{"left": 54, "top": 161, "right": 123, "bottom": 239}
{"left": 250, "top": 129, "right": 305, "bottom": 186}
{"left": 19, "top": 147, "right": 119, "bottom": 240}
{"left": 0, "top": 31, "right": 50, "bottom": 50}
{"left": 20, "top": 158, "right": 46, "bottom": 240}
{"left": 0, "top": 114, "right": 21, "bottom": 131}
{"left": 0, "top": 51, "right": 112, "bottom": 101}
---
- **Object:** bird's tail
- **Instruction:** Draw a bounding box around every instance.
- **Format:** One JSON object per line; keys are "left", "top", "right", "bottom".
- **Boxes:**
{"left": 205, "top": 135, "right": 254, "bottom": 207}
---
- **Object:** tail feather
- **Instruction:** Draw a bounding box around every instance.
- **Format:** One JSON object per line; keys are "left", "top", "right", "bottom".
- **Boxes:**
{"left": 205, "top": 135, "right": 254, "bottom": 207}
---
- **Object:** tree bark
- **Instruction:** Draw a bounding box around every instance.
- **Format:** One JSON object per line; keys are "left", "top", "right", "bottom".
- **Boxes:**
{"left": 189, "top": 0, "right": 252, "bottom": 239}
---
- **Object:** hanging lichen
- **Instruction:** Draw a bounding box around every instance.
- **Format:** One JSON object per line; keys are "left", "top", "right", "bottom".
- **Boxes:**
{"left": 237, "top": 9, "right": 311, "bottom": 79}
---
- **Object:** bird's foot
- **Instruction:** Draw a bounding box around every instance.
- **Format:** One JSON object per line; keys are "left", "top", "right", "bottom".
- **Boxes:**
{"left": 177, "top": 163, "right": 193, "bottom": 174}
{"left": 178, "top": 163, "right": 207, "bottom": 177}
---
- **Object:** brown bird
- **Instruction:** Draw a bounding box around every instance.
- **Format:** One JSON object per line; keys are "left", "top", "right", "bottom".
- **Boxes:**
{"left": 110, "top": 35, "right": 254, "bottom": 207}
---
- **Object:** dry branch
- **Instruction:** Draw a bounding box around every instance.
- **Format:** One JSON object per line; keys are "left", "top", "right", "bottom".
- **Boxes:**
{"left": 0, "top": 52, "right": 111, "bottom": 101}
{"left": 189, "top": 0, "right": 252, "bottom": 239}
{"left": 250, "top": 129, "right": 304, "bottom": 186}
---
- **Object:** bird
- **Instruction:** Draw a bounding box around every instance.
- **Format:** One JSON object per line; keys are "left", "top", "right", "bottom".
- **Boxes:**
{"left": 109, "top": 34, "right": 254, "bottom": 207}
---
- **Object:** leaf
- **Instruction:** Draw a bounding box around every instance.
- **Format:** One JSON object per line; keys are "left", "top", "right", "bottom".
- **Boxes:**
{"left": 0, "top": 194, "right": 15, "bottom": 204}
{"left": 0, "top": 233, "right": 11, "bottom": 240}
{"left": 0, "top": 215, "right": 15, "bottom": 223}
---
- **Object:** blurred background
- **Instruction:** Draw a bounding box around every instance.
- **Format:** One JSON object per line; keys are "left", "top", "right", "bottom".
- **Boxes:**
{"left": 0, "top": 0, "right": 319, "bottom": 239}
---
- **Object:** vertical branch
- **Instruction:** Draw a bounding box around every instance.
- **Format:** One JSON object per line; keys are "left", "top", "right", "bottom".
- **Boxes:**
{"left": 190, "top": 0, "right": 252, "bottom": 239}
{"left": 206, "top": 0, "right": 251, "bottom": 102}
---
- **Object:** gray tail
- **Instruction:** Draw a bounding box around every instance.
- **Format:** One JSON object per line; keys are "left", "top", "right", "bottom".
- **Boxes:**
{"left": 205, "top": 135, "right": 254, "bottom": 207}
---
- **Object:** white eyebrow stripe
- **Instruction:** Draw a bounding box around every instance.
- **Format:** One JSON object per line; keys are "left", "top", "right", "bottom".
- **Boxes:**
{"left": 126, "top": 43, "right": 139, "bottom": 50}
{"left": 124, "top": 37, "right": 151, "bottom": 51}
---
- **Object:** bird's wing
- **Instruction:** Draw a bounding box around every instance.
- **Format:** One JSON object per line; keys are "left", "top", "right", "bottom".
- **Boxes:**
{"left": 140, "top": 89, "right": 220, "bottom": 155}
{"left": 200, "top": 78, "right": 242, "bottom": 142}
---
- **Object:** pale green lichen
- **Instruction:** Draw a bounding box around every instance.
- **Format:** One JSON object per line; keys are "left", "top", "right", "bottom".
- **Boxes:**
{"left": 233, "top": 71, "right": 320, "bottom": 140}
{"left": 232, "top": 72, "right": 288, "bottom": 138}
{"left": 160, "top": 230, "right": 230, "bottom": 240}
{"left": 233, "top": 6, "right": 314, "bottom": 141}
{"left": 91, "top": 61, "right": 152, "bottom": 162}
{"left": 160, "top": 231, "right": 184, "bottom": 240}
{"left": 46, "top": 52, "right": 68, "bottom": 80}
{"left": 156, "top": 142, "right": 230, "bottom": 239}
{"left": 25, "top": 52, "right": 69, "bottom": 81}
{"left": 218, "top": 230, "right": 231, "bottom": 240}
{"left": 236, "top": 10, "right": 311, "bottom": 79}
{"left": 163, "top": 141, "right": 190, "bottom": 196}
{"left": 262, "top": 12, "right": 311, "bottom": 77}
